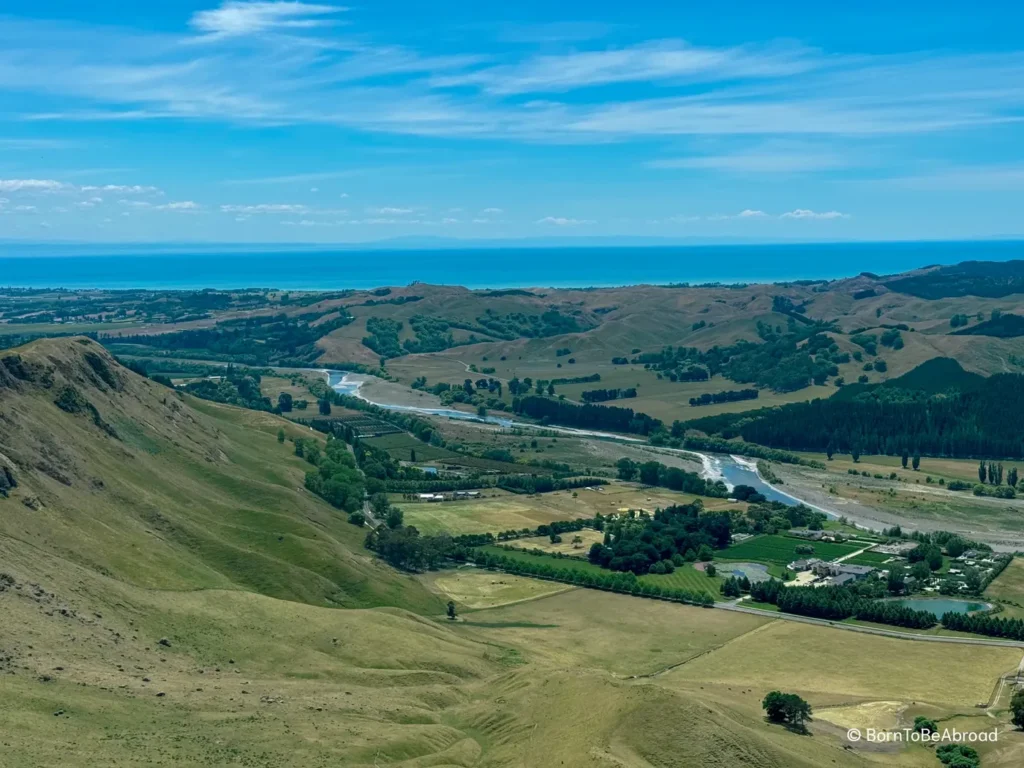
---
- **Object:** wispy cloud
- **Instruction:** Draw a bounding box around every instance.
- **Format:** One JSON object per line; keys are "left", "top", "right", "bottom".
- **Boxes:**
{"left": 367, "top": 206, "right": 413, "bottom": 214}
{"left": 220, "top": 203, "right": 309, "bottom": 213}
{"left": 190, "top": 1, "right": 347, "bottom": 39}
{"left": 431, "top": 40, "right": 818, "bottom": 94}
{"left": 537, "top": 216, "right": 594, "bottom": 226}
{"left": 3, "top": 11, "right": 1022, "bottom": 146}
{"left": 0, "top": 178, "right": 69, "bottom": 192}
{"left": 887, "top": 164, "right": 1024, "bottom": 190}
{"left": 780, "top": 208, "right": 850, "bottom": 219}
{"left": 222, "top": 169, "right": 367, "bottom": 185}
{"left": 648, "top": 146, "right": 847, "bottom": 173}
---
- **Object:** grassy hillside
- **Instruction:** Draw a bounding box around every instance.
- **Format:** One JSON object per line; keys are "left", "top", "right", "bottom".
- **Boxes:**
{"left": 3, "top": 338, "right": 1023, "bottom": 767}
{"left": 0, "top": 337, "right": 438, "bottom": 612}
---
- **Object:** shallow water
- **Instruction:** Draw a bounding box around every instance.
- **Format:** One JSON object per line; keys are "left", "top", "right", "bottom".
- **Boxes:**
{"left": 892, "top": 598, "right": 988, "bottom": 616}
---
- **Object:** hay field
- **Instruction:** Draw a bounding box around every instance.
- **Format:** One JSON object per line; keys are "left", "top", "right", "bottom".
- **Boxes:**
{"left": 984, "top": 557, "right": 1024, "bottom": 619}
{"left": 665, "top": 620, "right": 1020, "bottom": 705}
{"left": 399, "top": 482, "right": 733, "bottom": 536}
{"left": 428, "top": 570, "right": 573, "bottom": 609}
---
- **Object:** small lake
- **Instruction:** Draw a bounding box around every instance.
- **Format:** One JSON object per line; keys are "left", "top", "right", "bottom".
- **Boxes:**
{"left": 720, "top": 562, "right": 771, "bottom": 583}
{"left": 892, "top": 598, "right": 989, "bottom": 617}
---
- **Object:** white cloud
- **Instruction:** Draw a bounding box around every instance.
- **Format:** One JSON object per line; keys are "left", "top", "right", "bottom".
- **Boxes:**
{"left": 190, "top": 1, "right": 347, "bottom": 38}
{"left": 310, "top": 186, "right": 319, "bottom": 192}
{"left": 81, "top": 184, "right": 160, "bottom": 194}
{"left": 13, "top": 205, "right": 38, "bottom": 212}
{"left": 887, "top": 164, "right": 1024, "bottom": 191}
{"left": 367, "top": 206, "right": 413, "bottom": 214}
{"left": 220, "top": 203, "right": 308, "bottom": 214}
{"left": 441, "top": 217, "right": 459, "bottom": 224}
{"left": 780, "top": 208, "right": 850, "bottom": 219}
{"left": 537, "top": 216, "right": 594, "bottom": 226}
{"left": 0, "top": 179, "right": 68, "bottom": 192}
{"left": 648, "top": 148, "right": 846, "bottom": 173}
{"left": 432, "top": 40, "right": 816, "bottom": 94}
{"left": 481, "top": 207, "right": 503, "bottom": 214}
{"left": 737, "top": 209, "right": 767, "bottom": 218}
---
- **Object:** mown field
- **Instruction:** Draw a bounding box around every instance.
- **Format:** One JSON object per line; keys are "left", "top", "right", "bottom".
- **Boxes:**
{"left": 721, "top": 534, "right": 863, "bottom": 565}
{"left": 427, "top": 570, "right": 573, "bottom": 609}
{"left": 399, "top": 482, "right": 741, "bottom": 536}
{"left": 984, "top": 557, "right": 1024, "bottom": 619}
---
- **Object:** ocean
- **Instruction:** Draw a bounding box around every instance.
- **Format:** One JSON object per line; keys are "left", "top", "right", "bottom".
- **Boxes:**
{"left": 1, "top": 240, "right": 1022, "bottom": 290}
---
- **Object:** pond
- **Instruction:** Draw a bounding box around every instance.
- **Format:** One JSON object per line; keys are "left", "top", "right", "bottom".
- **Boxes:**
{"left": 719, "top": 562, "right": 771, "bottom": 583}
{"left": 892, "top": 598, "right": 989, "bottom": 617}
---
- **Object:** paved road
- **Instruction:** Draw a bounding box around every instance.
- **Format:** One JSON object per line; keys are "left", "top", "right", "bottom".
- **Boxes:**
{"left": 719, "top": 602, "right": 1024, "bottom": 648}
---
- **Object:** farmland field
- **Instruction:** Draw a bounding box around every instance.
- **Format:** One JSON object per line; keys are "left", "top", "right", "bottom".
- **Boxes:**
{"left": 399, "top": 482, "right": 738, "bottom": 536}
{"left": 427, "top": 570, "right": 573, "bottom": 609}
{"left": 508, "top": 529, "right": 605, "bottom": 554}
{"left": 984, "top": 557, "right": 1024, "bottom": 619}
{"left": 400, "top": 494, "right": 595, "bottom": 535}
{"left": 454, "top": 589, "right": 769, "bottom": 676}
{"left": 664, "top": 619, "right": 1020, "bottom": 704}
{"left": 721, "top": 534, "right": 862, "bottom": 565}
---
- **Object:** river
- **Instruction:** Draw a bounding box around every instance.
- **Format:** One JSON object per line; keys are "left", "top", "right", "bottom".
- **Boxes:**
{"left": 325, "top": 369, "right": 838, "bottom": 517}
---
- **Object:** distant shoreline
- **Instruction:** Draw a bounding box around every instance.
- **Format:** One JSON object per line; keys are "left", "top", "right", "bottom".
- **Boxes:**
{"left": 2, "top": 239, "right": 1023, "bottom": 291}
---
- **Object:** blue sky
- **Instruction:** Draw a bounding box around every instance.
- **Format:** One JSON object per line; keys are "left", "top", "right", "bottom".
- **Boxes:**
{"left": 0, "top": 1, "right": 1022, "bottom": 244}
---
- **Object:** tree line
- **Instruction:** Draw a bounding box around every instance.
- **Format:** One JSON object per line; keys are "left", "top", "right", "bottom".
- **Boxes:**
{"left": 688, "top": 388, "right": 758, "bottom": 407}
{"left": 689, "top": 372, "right": 1024, "bottom": 459}
{"left": 471, "top": 549, "right": 715, "bottom": 606}
{"left": 580, "top": 387, "right": 637, "bottom": 403}
{"left": 941, "top": 610, "right": 1024, "bottom": 640}
{"left": 513, "top": 394, "right": 662, "bottom": 435}
{"left": 614, "top": 457, "right": 729, "bottom": 497}
{"left": 749, "top": 580, "right": 937, "bottom": 629}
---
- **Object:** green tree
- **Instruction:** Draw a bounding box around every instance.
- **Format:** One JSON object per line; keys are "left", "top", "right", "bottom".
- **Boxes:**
{"left": 912, "top": 451, "right": 920, "bottom": 471}
{"left": 318, "top": 398, "right": 332, "bottom": 416}
{"left": 826, "top": 440, "right": 834, "bottom": 461}
{"left": 294, "top": 438, "right": 305, "bottom": 458}
{"left": 979, "top": 460, "right": 987, "bottom": 484}
{"left": 851, "top": 444, "right": 860, "bottom": 463}
{"left": 277, "top": 428, "right": 285, "bottom": 443}
{"left": 762, "top": 691, "right": 812, "bottom": 728}
{"left": 912, "top": 715, "right": 937, "bottom": 734}
{"left": 901, "top": 449, "right": 909, "bottom": 469}
{"left": 886, "top": 565, "right": 906, "bottom": 595}
{"left": 705, "top": 563, "right": 717, "bottom": 577}
{"left": 1011, "top": 688, "right": 1024, "bottom": 729}
{"left": 410, "top": 448, "right": 417, "bottom": 462}
{"left": 447, "top": 600, "right": 457, "bottom": 620}
{"left": 385, "top": 506, "right": 404, "bottom": 530}
{"left": 615, "top": 458, "right": 638, "bottom": 481}
{"left": 277, "top": 392, "right": 293, "bottom": 412}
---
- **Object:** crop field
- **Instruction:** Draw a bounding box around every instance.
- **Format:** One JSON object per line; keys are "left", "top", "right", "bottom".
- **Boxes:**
{"left": 721, "top": 534, "right": 862, "bottom": 565}
{"left": 400, "top": 494, "right": 596, "bottom": 535}
{"left": 362, "top": 431, "right": 453, "bottom": 460}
